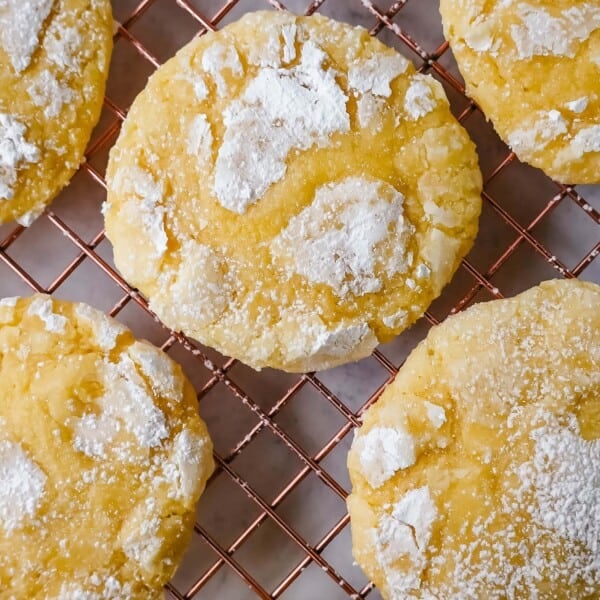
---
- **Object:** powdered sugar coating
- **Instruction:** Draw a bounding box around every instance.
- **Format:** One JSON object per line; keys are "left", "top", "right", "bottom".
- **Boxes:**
{"left": 348, "top": 279, "right": 600, "bottom": 598}
{"left": 424, "top": 402, "right": 446, "bottom": 429}
{"left": 26, "top": 295, "right": 67, "bottom": 333}
{"left": 404, "top": 75, "right": 443, "bottom": 120}
{"left": 565, "top": 96, "right": 589, "bottom": 113}
{"left": 355, "top": 427, "right": 416, "bottom": 488}
{"left": 127, "top": 340, "right": 182, "bottom": 400}
{"left": 0, "top": 295, "right": 214, "bottom": 597}
{"left": 0, "top": 0, "right": 112, "bottom": 225}
{"left": 109, "top": 166, "right": 168, "bottom": 262}
{"left": 516, "top": 412, "right": 599, "bottom": 554}
{"left": 0, "top": 297, "right": 18, "bottom": 309}
{"left": 75, "top": 303, "right": 127, "bottom": 352}
{"left": 440, "top": 0, "right": 600, "bottom": 182}
{"left": 15, "top": 205, "right": 45, "bottom": 227}
{"left": 0, "top": 0, "right": 54, "bottom": 73}
{"left": 0, "top": 440, "right": 47, "bottom": 532}
{"left": 97, "top": 355, "right": 169, "bottom": 450}
{"left": 375, "top": 487, "right": 438, "bottom": 597}
{"left": 507, "top": 109, "right": 567, "bottom": 155}
{"left": 171, "top": 428, "right": 209, "bottom": 498}
{"left": 348, "top": 53, "right": 409, "bottom": 97}
{"left": 0, "top": 113, "right": 40, "bottom": 200}
{"left": 105, "top": 10, "right": 482, "bottom": 372}
{"left": 213, "top": 40, "right": 350, "bottom": 214}
{"left": 187, "top": 114, "right": 213, "bottom": 160}
{"left": 202, "top": 41, "right": 243, "bottom": 96}
{"left": 553, "top": 125, "right": 600, "bottom": 169}
{"left": 510, "top": 3, "right": 600, "bottom": 59}
{"left": 271, "top": 177, "right": 413, "bottom": 298}
{"left": 27, "top": 70, "right": 75, "bottom": 118}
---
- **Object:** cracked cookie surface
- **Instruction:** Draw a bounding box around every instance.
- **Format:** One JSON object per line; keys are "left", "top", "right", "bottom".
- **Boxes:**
{"left": 347, "top": 279, "right": 600, "bottom": 599}
{"left": 440, "top": 0, "right": 600, "bottom": 183}
{"left": 105, "top": 10, "right": 482, "bottom": 372}
{"left": 0, "top": 295, "right": 214, "bottom": 599}
{"left": 0, "top": 0, "right": 113, "bottom": 225}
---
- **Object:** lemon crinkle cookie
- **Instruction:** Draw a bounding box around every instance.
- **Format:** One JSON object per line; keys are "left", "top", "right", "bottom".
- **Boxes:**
{"left": 0, "top": 295, "right": 214, "bottom": 599}
{"left": 440, "top": 0, "right": 600, "bottom": 183}
{"left": 347, "top": 279, "right": 600, "bottom": 599}
{"left": 0, "top": 0, "right": 113, "bottom": 225}
{"left": 105, "top": 10, "right": 482, "bottom": 373}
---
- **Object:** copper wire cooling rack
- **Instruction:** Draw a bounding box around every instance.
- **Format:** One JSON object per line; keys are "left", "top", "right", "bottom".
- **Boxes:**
{"left": 1, "top": 0, "right": 599, "bottom": 598}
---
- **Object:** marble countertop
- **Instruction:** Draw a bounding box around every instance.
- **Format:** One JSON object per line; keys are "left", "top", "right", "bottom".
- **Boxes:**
{"left": 0, "top": 1, "right": 598, "bottom": 599}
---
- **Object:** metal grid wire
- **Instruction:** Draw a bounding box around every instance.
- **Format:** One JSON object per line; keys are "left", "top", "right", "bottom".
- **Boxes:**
{"left": 1, "top": 0, "right": 599, "bottom": 598}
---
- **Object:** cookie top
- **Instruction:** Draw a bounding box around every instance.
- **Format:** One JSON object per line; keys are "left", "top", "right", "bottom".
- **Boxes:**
{"left": 0, "top": 295, "right": 214, "bottom": 598}
{"left": 0, "top": 0, "right": 113, "bottom": 225}
{"left": 104, "top": 10, "right": 482, "bottom": 373}
{"left": 347, "top": 279, "right": 600, "bottom": 599}
{"left": 440, "top": 0, "right": 600, "bottom": 183}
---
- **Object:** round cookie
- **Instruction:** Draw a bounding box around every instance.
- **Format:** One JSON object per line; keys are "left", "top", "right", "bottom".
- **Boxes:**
{"left": 104, "top": 10, "right": 482, "bottom": 373}
{"left": 0, "top": 0, "right": 113, "bottom": 225}
{"left": 0, "top": 295, "right": 214, "bottom": 598}
{"left": 440, "top": 0, "right": 600, "bottom": 183}
{"left": 347, "top": 279, "right": 600, "bottom": 599}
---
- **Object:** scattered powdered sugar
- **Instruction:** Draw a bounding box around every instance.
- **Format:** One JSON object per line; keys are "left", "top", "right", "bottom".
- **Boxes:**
{"left": 422, "top": 198, "right": 463, "bottom": 228}
{"left": 15, "top": 204, "right": 44, "bottom": 227}
{"left": 121, "top": 512, "right": 163, "bottom": 572}
{"left": 348, "top": 53, "right": 409, "bottom": 97}
{"left": 75, "top": 355, "right": 170, "bottom": 454}
{"left": 442, "top": 410, "right": 600, "bottom": 597}
{"left": 174, "top": 62, "right": 209, "bottom": 102}
{"left": 26, "top": 295, "right": 67, "bottom": 333}
{"left": 0, "top": 440, "right": 47, "bottom": 532}
{"left": 281, "top": 313, "right": 379, "bottom": 371}
{"left": 44, "top": 22, "right": 83, "bottom": 73}
{"left": 202, "top": 41, "right": 243, "bottom": 96}
{"left": 191, "top": 76, "right": 208, "bottom": 101}
{"left": 463, "top": 17, "right": 498, "bottom": 53}
{"left": 382, "top": 309, "right": 409, "bottom": 330}
{"left": 508, "top": 109, "right": 567, "bottom": 154}
{"left": 356, "top": 92, "right": 385, "bottom": 130}
{"left": 27, "top": 70, "right": 75, "bottom": 118}
{"left": 306, "top": 321, "right": 376, "bottom": 364}
{"left": 75, "top": 303, "right": 127, "bottom": 352}
{"left": 73, "top": 412, "right": 120, "bottom": 459}
{"left": 565, "top": 96, "right": 589, "bottom": 113}
{"left": 404, "top": 75, "right": 440, "bottom": 120}
{"left": 515, "top": 411, "right": 599, "bottom": 554}
{"left": 271, "top": 177, "right": 413, "bottom": 298}
{"left": 59, "top": 577, "right": 134, "bottom": 600}
{"left": 213, "top": 40, "right": 350, "bottom": 214}
{"left": 110, "top": 167, "right": 168, "bottom": 260}
{"left": 421, "top": 228, "right": 462, "bottom": 292}
{"left": 415, "top": 264, "right": 431, "bottom": 279}
{"left": 281, "top": 23, "right": 297, "bottom": 64}
{"left": 424, "top": 401, "right": 446, "bottom": 429}
{"left": 510, "top": 3, "right": 600, "bottom": 59}
{"left": 0, "top": 296, "right": 18, "bottom": 309}
{"left": 151, "top": 241, "right": 228, "bottom": 330}
{"left": 375, "top": 487, "right": 438, "bottom": 597}
{"left": 554, "top": 124, "right": 600, "bottom": 167}
{"left": 354, "top": 426, "right": 416, "bottom": 488}
{"left": 246, "top": 29, "right": 281, "bottom": 69}
{"left": 169, "top": 428, "right": 207, "bottom": 498}
{"left": 127, "top": 340, "right": 182, "bottom": 400}
{"left": 187, "top": 114, "right": 213, "bottom": 161}
{"left": 0, "top": 113, "right": 40, "bottom": 200}
{"left": 0, "top": 0, "right": 54, "bottom": 73}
